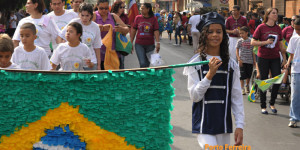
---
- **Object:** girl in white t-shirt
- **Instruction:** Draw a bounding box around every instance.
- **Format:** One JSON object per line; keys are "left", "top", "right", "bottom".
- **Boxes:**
{"left": 50, "top": 22, "right": 93, "bottom": 71}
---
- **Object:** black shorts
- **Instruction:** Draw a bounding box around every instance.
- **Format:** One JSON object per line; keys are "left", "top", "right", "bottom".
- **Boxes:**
{"left": 240, "top": 63, "right": 253, "bottom": 80}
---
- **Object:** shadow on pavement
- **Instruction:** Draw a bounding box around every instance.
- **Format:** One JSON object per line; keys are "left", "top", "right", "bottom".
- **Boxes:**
{"left": 171, "top": 125, "right": 194, "bottom": 138}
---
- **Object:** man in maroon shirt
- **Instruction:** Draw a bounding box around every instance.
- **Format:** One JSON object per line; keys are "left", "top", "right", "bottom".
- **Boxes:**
{"left": 226, "top": 5, "right": 248, "bottom": 62}
{"left": 283, "top": 15, "right": 297, "bottom": 43}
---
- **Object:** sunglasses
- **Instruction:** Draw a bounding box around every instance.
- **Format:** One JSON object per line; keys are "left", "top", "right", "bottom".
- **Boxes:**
{"left": 120, "top": 6, "right": 125, "bottom": 9}
{"left": 292, "top": 19, "right": 296, "bottom": 21}
{"left": 99, "top": 7, "right": 109, "bottom": 10}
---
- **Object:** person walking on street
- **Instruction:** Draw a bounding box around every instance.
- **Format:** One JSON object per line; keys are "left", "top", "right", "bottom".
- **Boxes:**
{"left": 285, "top": 18, "right": 300, "bottom": 128}
{"left": 188, "top": 8, "right": 201, "bottom": 53}
{"left": 173, "top": 12, "right": 182, "bottom": 46}
{"left": 130, "top": 3, "right": 160, "bottom": 68}
{"left": 226, "top": 5, "right": 248, "bottom": 61}
{"left": 251, "top": 8, "right": 286, "bottom": 114}
{"left": 183, "top": 12, "right": 244, "bottom": 149}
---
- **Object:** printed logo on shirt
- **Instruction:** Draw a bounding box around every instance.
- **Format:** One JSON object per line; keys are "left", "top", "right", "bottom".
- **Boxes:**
{"left": 83, "top": 31, "right": 95, "bottom": 48}
{"left": 144, "top": 25, "right": 150, "bottom": 32}
{"left": 18, "top": 59, "right": 39, "bottom": 70}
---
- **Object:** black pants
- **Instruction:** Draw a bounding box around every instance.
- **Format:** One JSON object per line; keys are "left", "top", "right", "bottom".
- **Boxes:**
{"left": 257, "top": 57, "right": 281, "bottom": 108}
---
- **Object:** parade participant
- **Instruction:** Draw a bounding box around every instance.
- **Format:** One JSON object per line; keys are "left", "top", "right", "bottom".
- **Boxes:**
{"left": 12, "top": 23, "right": 51, "bottom": 70}
{"left": 251, "top": 8, "right": 286, "bottom": 114}
{"left": 70, "top": 0, "right": 84, "bottom": 15}
{"left": 236, "top": 26, "right": 256, "bottom": 95}
{"left": 60, "top": 3, "right": 101, "bottom": 70}
{"left": 7, "top": 11, "right": 17, "bottom": 37}
{"left": 282, "top": 15, "right": 297, "bottom": 43}
{"left": 183, "top": 12, "right": 244, "bottom": 149}
{"left": 93, "top": 0, "right": 129, "bottom": 69}
{"left": 12, "top": 0, "right": 60, "bottom": 57}
{"left": 130, "top": 3, "right": 159, "bottom": 68}
{"left": 0, "top": 34, "right": 19, "bottom": 69}
{"left": 111, "top": 0, "right": 129, "bottom": 69}
{"left": 182, "top": 12, "right": 188, "bottom": 43}
{"left": 155, "top": 13, "right": 164, "bottom": 39}
{"left": 188, "top": 8, "right": 201, "bottom": 53}
{"left": 173, "top": 12, "right": 182, "bottom": 46}
{"left": 51, "top": 22, "right": 93, "bottom": 71}
{"left": 226, "top": 5, "right": 248, "bottom": 61}
{"left": 165, "top": 14, "right": 173, "bottom": 44}
{"left": 285, "top": 18, "right": 300, "bottom": 128}
{"left": 48, "top": 0, "right": 78, "bottom": 49}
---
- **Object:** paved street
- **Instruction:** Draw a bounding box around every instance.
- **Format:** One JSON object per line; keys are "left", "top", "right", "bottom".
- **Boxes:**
{"left": 125, "top": 32, "right": 300, "bottom": 150}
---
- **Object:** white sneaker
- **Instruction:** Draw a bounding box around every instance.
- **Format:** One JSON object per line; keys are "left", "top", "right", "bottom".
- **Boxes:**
{"left": 173, "top": 44, "right": 178, "bottom": 46}
{"left": 288, "top": 121, "right": 297, "bottom": 128}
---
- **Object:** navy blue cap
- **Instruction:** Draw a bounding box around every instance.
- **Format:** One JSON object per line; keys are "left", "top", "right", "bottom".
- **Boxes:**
{"left": 196, "top": 12, "right": 225, "bottom": 32}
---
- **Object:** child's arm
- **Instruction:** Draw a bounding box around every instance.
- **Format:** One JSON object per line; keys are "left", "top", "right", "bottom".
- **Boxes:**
{"left": 279, "top": 41, "right": 287, "bottom": 67}
{"left": 94, "top": 48, "right": 101, "bottom": 70}
{"left": 230, "top": 61, "right": 244, "bottom": 145}
{"left": 236, "top": 48, "right": 242, "bottom": 67}
{"left": 205, "top": 57, "right": 222, "bottom": 80}
{"left": 285, "top": 53, "right": 294, "bottom": 69}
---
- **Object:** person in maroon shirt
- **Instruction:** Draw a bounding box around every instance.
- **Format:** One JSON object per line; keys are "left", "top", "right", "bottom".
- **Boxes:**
{"left": 282, "top": 15, "right": 297, "bottom": 43}
{"left": 226, "top": 5, "right": 248, "bottom": 62}
{"left": 251, "top": 8, "right": 286, "bottom": 115}
{"left": 130, "top": 3, "right": 160, "bottom": 68}
{"left": 181, "top": 12, "right": 188, "bottom": 43}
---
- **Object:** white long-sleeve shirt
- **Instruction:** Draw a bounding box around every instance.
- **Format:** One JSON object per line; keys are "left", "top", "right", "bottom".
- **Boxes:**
{"left": 183, "top": 54, "right": 245, "bottom": 129}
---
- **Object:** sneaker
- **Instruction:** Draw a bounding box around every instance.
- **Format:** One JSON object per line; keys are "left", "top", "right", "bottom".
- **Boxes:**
{"left": 269, "top": 105, "right": 277, "bottom": 114}
{"left": 245, "top": 85, "right": 250, "bottom": 93}
{"left": 173, "top": 44, "right": 178, "bottom": 46}
{"left": 261, "top": 109, "right": 268, "bottom": 114}
{"left": 242, "top": 89, "right": 246, "bottom": 95}
{"left": 288, "top": 121, "right": 297, "bottom": 128}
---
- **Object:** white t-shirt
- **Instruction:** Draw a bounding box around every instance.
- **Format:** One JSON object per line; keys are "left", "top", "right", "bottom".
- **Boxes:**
{"left": 12, "top": 15, "right": 60, "bottom": 56}
{"left": 50, "top": 42, "right": 92, "bottom": 71}
{"left": 68, "top": 9, "right": 79, "bottom": 15}
{"left": 10, "top": 15, "right": 17, "bottom": 28}
{"left": 0, "top": 63, "right": 20, "bottom": 69}
{"left": 287, "top": 35, "right": 300, "bottom": 73}
{"left": 47, "top": 10, "right": 78, "bottom": 30}
{"left": 59, "top": 18, "right": 102, "bottom": 64}
{"left": 11, "top": 46, "right": 52, "bottom": 70}
{"left": 188, "top": 15, "right": 201, "bottom": 33}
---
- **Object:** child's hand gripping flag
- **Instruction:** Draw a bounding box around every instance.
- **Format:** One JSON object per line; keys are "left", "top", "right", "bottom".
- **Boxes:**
{"left": 254, "top": 73, "right": 285, "bottom": 92}
{"left": 248, "top": 84, "right": 256, "bottom": 102}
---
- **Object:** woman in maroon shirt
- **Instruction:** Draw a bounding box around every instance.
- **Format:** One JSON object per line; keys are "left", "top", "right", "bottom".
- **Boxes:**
{"left": 111, "top": 1, "right": 129, "bottom": 26}
{"left": 251, "top": 8, "right": 286, "bottom": 114}
{"left": 130, "top": 3, "right": 160, "bottom": 68}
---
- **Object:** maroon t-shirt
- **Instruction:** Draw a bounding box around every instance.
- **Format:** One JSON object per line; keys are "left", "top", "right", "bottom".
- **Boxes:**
{"left": 182, "top": 16, "right": 188, "bottom": 27}
{"left": 225, "top": 16, "right": 248, "bottom": 37}
{"left": 248, "top": 19, "right": 255, "bottom": 35}
{"left": 282, "top": 26, "right": 294, "bottom": 43}
{"left": 253, "top": 23, "right": 283, "bottom": 59}
{"left": 133, "top": 15, "right": 159, "bottom": 45}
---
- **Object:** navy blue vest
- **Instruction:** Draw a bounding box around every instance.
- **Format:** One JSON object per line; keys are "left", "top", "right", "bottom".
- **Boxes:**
{"left": 192, "top": 63, "right": 234, "bottom": 134}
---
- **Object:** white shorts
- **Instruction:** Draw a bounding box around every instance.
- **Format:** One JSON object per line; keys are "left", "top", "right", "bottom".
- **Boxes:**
{"left": 197, "top": 133, "right": 231, "bottom": 150}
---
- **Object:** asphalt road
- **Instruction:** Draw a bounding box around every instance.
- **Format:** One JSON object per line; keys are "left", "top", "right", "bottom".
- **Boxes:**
{"left": 124, "top": 32, "right": 300, "bottom": 150}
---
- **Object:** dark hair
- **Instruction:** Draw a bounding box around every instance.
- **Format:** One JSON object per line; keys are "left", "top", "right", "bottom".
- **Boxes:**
{"left": 251, "top": 13, "right": 258, "bottom": 18}
{"left": 143, "top": 3, "right": 154, "bottom": 17}
{"left": 0, "top": 34, "right": 14, "bottom": 53}
{"left": 233, "top": 5, "right": 240, "bottom": 11}
{"left": 264, "top": 8, "right": 278, "bottom": 23}
{"left": 79, "top": 3, "right": 94, "bottom": 21}
{"left": 51, "top": 0, "right": 64, "bottom": 2}
{"left": 111, "top": 1, "right": 125, "bottom": 16}
{"left": 240, "top": 26, "right": 249, "bottom": 33}
{"left": 183, "top": 12, "right": 186, "bottom": 16}
{"left": 240, "top": 11, "right": 244, "bottom": 16}
{"left": 197, "top": 24, "right": 229, "bottom": 69}
{"left": 97, "top": 0, "right": 109, "bottom": 5}
{"left": 295, "top": 18, "right": 300, "bottom": 25}
{"left": 20, "top": 23, "right": 37, "bottom": 35}
{"left": 31, "top": 0, "right": 46, "bottom": 14}
{"left": 278, "top": 15, "right": 284, "bottom": 24}
{"left": 68, "top": 22, "right": 83, "bottom": 42}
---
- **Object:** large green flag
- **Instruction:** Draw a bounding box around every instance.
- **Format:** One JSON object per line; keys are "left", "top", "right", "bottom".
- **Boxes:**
{"left": 255, "top": 73, "right": 285, "bottom": 92}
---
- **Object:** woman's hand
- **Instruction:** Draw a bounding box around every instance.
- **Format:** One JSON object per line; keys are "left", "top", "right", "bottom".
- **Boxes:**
{"left": 266, "top": 39, "right": 274, "bottom": 45}
{"left": 156, "top": 43, "right": 160, "bottom": 53}
{"left": 234, "top": 128, "right": 243, "bottom": 146}
{"left": 281, "top": 59, "right": 287, "bottom": 68}
{"left": 205, "top": 57, "right": 222, "bottom": 80}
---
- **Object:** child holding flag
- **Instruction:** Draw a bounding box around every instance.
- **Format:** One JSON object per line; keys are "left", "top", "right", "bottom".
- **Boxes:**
{"left": 183, "top": 12, "right": 244, "bottom": 148}
{"left": 285, "top": 18, "right": 300, "bottom": 128}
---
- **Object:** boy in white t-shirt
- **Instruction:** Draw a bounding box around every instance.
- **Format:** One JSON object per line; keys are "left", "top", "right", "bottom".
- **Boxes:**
{"left": 0, "top": 34, "right": 19, "bottom": 69}
{"left": 12, "top": 23, "right": 51, "bottom": 70}
{"left": 285, "top": 18, "right": 300, "bottom": 128}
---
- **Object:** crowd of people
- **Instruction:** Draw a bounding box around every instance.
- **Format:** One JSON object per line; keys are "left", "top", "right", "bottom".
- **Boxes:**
{"left": 1, "top": 0, "right": 300, "bottom": 149}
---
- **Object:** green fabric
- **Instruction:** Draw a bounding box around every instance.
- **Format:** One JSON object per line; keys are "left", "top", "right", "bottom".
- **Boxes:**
{"left": 115, "top": 32, "right": 132, "bottom": 56}
{"left": 0, "top": 69, "right": 175, "bottom": 149}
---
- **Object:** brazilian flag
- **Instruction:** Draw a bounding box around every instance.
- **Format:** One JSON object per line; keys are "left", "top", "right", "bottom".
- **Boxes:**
{"left": 248, "top": 84, "right": 256, "bottom": 102}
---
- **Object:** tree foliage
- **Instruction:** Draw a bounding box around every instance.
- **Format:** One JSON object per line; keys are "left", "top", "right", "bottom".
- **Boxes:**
{"left": 0, "top": 0, "right": 27, "bottom": 12}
